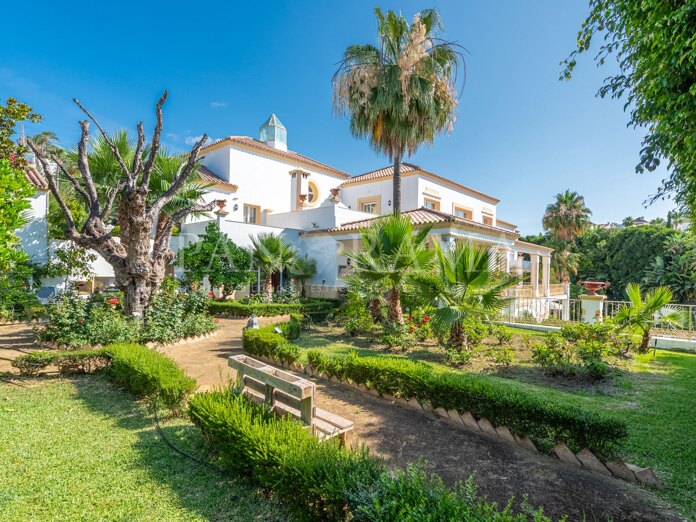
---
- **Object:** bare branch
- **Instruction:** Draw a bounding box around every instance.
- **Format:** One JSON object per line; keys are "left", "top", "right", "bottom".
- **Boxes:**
{"left": 132, "top": 122, "right": 146, "bottom": 176}
{"left": 49, "top": 152, "right": 90, "bottom": 203}
{"left": 27, "top": 139, "right": 78, "bottom": 237}
{"left": 140, "top": 91, "right": 168, "bottom": 191}
{"left": 148, "top": 132, "right": 207, "bottom": 217}
{"left": 99, "top": 181, "right": 124, "bottom": 221}
{"left": 76, "top": 121, "right": 101, "bottom": 215}
{"left": 73, "top": 97, "right": 132, "bottom": 184}
{"left": 169, "top": 200, "right": 217, "bottom": 224}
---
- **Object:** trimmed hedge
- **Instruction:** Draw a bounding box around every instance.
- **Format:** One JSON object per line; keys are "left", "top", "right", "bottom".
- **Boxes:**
{"left": 12, "top": 344, "right": 195, "bottom": 411}
{"left": 188, "top": 389, "right": 552, "bottom": 521}
{"left": 104, "top": 344, "right": 196, "bottom": 411}
{"left": 208, "top": 298, "right": 339, "bottom": 321}
{"left": 306, "top": 351, "right": 627, "bottom": 457}
{"left": 241, "top": 319, "right": 627, "bottom": 456}
{"left": 242, "top": 322, "right": 300, "bottom": 365}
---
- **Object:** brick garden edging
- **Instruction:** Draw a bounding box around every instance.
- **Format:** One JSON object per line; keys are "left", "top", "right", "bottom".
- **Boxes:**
{"left": 249, "top": 354, "right": 662, "bottom": 489}
{"left": 0, "top": 319, "right": 45, "bottom": 326}
{"left": 39, "top": 330, "right": 219, "bottom": 351}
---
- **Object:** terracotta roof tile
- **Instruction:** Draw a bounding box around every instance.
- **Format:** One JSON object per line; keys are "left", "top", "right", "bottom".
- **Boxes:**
{"left": 341, "top": 163, "right": 500, "bottom": 204}
{"left": 25, "top": 164, "right": 48, "bottom": 191}
{"left": 301, "top": 207, "right": 518, "bottom": 238}
{"left": 201, "top": 136, "right": 349, "bottom": 179}
{"left": 197, "top": 166, "right": 238, "bottom": 191}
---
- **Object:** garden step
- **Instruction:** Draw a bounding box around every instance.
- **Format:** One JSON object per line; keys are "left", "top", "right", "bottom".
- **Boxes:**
{"left": 552, "top": 442, "right": 581, "bottom": 466}
{"left": 576, "top": 448, "right": 611, "bottom": 476}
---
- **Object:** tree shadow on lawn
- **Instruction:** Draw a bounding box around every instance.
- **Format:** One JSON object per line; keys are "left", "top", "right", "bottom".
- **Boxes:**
{"left": 71, "top": 375, "right": 289, "bottom": 522}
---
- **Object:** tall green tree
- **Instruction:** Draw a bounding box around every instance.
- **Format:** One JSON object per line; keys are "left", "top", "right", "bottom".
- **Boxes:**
{"left": 0, "top": 159, "right": 34, "bottom": 272}
{"left": 334, "top": 8, "right": 462, "bottom": 215}
{"left": 412, "top": 242, "right": 516, "bottom": 349}
{"left": 248, "top": 233, "right": 299, "bottom": 302}
{"left": 563, "top": 1, "right": 696, "bottom": 218}
{"left": 542, "top": 190, "right": 592, "bottom": 241}
{"left": 177, "top": 222, "right": 253, "bottom": 296}
{"left": 0, "top": 97, "right": 41, "bottom": 162}
{"left": 29, "top": 92, "right": 216, "bottom": 316}
{"left": 346, "top": 215, "right": 433, "bottom": 324}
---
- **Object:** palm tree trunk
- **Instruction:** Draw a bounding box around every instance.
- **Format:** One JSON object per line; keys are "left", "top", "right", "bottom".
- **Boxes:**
{"left": 265, "top": 272, "right": 273, "bottom": 302}
{"left": 369, "top": 298, "right": 383, "bottom": 323}
{"left": 393, "top": 153, "right": 402, "bottom": 216}
{"left": 449, "top": 323, "right": 467, "bottom": 349}
{"left": 388, "top": 287, "right": 404, "bottom": 324}
{"left": 639, "top": 330, "right": 651, "bottom": 353}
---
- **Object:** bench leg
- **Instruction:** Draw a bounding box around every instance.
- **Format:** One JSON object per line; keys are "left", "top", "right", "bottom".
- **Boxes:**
{"left": 299, "top": 397, "right": 313, "bottom": 426}
{"left": 339, "top": 429, "right": 353, "bottom": 448}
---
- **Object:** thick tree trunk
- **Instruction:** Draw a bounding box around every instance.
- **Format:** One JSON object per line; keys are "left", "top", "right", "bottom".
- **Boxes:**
{"left": 393, "top": 154, "right": 402, "bottom": 216}
{"left": 369, "top": 298, "right": 384, "bottom": 323}
{"left": 388, "top": 287, "right": 404, "bottom": 324}
{"left": 639, "top": 331, "right": 651, "bottom": 354}
{"left": 449, "top": 323, "right": 468, "bottom": 350}
{"left": 265, "top": 272, "right": 274, "bottom": 302}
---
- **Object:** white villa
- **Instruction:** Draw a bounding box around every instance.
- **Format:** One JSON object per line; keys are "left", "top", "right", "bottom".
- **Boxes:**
{"left": 19, "top": 114, "right": 563, "bottom": 306}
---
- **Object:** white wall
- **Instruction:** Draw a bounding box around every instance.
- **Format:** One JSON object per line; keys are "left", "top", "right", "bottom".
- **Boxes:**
{"left": 416, "top": 177, "right": 497, "bottom": 225}
{"left": 196, "top": 145, "right": 347, "bottom": 226}
{"left": 18, "top": 191, "right": 49, "bottom": 263}
{"left": 341, "top": 176, "right": 419, "bottom": 215}
{"left": 266, "top": 203, "right": 374, "bottom": 231}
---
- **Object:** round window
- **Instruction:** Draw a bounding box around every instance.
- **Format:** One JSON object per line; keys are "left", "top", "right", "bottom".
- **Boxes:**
{"left": 307, "top": 182, "right": 319, "bottom": 204}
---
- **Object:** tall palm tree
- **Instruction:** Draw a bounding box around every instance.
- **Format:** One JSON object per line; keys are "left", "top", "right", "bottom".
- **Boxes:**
{"left": 412, "top": 243, "right": 517, "bottom": 349}
{"left": 542, "top": 190, "right": 592, "bottom": 241}
{"left": 334, "top": 8, "right": 463, "bottom": 215}
{"left": 345, "top": 215, "right": 433, "bottom": 323}
{"left": 614, "top": 283, "right": 685, "bottom": 353}
{"left": 31, "top": 130, "right": 58, "bottom": 153}
{"left": 289, "top": 256, "right": 316, "bottom": 298}
{"left": 551, "top": 248, "right": 581, "bottom": 283}
{"left": 249, "top": 233, "right": 299, "bottom": 302}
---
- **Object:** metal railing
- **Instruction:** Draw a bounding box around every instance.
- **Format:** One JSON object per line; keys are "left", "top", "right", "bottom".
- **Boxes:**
{"left": 503, "top": 296, "right": 696, "bottom": 339}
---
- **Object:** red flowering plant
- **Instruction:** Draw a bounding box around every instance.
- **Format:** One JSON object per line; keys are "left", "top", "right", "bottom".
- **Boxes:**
{"left": 405, "top": 309, "right": 434, "bottom": 341}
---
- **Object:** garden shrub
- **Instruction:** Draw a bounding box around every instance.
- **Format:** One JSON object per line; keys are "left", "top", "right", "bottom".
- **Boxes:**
{"left": 188, "top": 389, "right": 552, "bottom": 522}
{"left": 305, "top": 350, "right": 627, "bottom": 456}
{"left": 104, "top": 343, "right": 196, "bottom": 411}
{"left": 208, "top": 298, "right": 339, "bottom": 321}
{"left": 12, "top": 349, "right": 111, "bottom": 376}
{"left": 380, "top": 321, "right": 415, "bottom": 350}
{"left": 37, "top": 290, "right": 217, "bottom": 347}
{"left": 242, "top": 323, "right": 300, "bottom": 365}
{"left": 487, "top": 324, "right": 513, "bottom": 345}
{"left": 338, "top": 291, "right": 375, "bottom": 336}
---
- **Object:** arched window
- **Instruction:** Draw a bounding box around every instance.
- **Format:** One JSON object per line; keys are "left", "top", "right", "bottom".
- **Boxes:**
{"left": 307, "top": 181, "right": 319, "bottom": 205}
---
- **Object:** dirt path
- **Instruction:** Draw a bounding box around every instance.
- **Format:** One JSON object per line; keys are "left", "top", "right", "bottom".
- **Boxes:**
{"left": 0, "top": 321, "right": 684, "bottom": 521}
{"left": 160, "top": 318, "right": 683, "bottom": 522}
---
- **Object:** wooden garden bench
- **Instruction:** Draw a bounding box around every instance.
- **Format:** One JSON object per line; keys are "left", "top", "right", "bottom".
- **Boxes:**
{"left": 228, "top": 354, "right": 353, "bottom": 446}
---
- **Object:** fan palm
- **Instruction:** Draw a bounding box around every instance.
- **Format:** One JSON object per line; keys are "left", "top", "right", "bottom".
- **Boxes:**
{"left": 334, "top": 8, "right": 463, "bottom": 215}
{"left": 614, "top": 283, "right": 686, "bottom": 353}
{"left": 412, "top": 242, "right": 517, "bottom": 349}
{"left": 344, "top": 271, "right": 389, "bottom": 323}
{"left": 289, "top": 256, "right": 316, "bottom": 297}
{"left": 542, "top": 190, "right": 592, "bottom": 241}
{"left": 345, "top": 215, "right": 433, "bottom": 323}
{"left": 249, "top": 233, "right": 299, "bottom": 301}
{"left": 551, "top": 248, "right": 580, "bottom": 283}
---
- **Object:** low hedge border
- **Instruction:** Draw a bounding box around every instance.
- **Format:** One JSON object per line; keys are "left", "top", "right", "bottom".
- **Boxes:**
{"left": 241, "top": 321, "right": 628, "bottom": 458}
{"left": 208, "top": 298, "right": 340, "bottom": 321}
{"left": 38, "top": 330, "right": 219, "bottom": 351}
{"left": 188, "top": 389, "right": 552, "bottom": 521}
{"left": 12, "top": 343, "right": 195, "bottom": 411}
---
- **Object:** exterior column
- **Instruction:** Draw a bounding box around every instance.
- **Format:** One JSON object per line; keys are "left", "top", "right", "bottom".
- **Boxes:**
{"left": 579, "top": 294, "right": 606, "bottom": 324}
{"left": 541, "top": 255, "right": 551, "bottom": 297}
{"left": 497, "top": 248, "right": 512, "bottom": 272}
{"left": 530, "top": 255, "right": 540, "bottom": 297}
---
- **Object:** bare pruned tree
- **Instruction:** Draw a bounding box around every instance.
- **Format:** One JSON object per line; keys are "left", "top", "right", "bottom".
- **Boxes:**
{"left": 28, "top": 91, "right": 216, "bottom": 316}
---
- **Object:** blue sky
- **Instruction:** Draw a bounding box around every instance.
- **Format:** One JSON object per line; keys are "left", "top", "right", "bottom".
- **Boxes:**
{"left": 1, "top": 1, "right": 675, "bottom": 233}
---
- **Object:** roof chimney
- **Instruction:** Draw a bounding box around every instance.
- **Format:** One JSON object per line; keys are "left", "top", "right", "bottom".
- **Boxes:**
{"left": 259, "top": 114, "right": 287, "bottom": 151}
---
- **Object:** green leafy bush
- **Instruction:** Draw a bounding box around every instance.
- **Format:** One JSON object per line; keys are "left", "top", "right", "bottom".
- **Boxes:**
{"left": 37, "top": 290, "right": 217, "bottom": 347}
{"left": 488, "top": 324, "right": 513, "bottom": 345}
{"left": 380, "top": 321, "right": 415, "bottom": 350}
{"left": 242, "top": 324, "right": 300, "bottom": 365}
{"left": 305, "top": 350, "right": 627, "bottom": 456}
{"left": 12, "top": 349, "right": 110, "bottom": 376}
{"left": 104, "top": 343, "right": 196, "bottom": 411}
{"left": 188, "top": 390, "right": 551, "bottom": 521}
{"left": 209, "top": 298, "right": 339, "bottom": 321}
{"left": 338, "top": 291, "right": 375, "bottom": 336}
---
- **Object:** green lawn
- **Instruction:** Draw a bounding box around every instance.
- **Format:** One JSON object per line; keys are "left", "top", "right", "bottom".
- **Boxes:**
{"left": 295, "top": 328, "right": 696, "bottom": 519}
{"left": 0, "top": 376, "right": 287, "bottom": 522}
